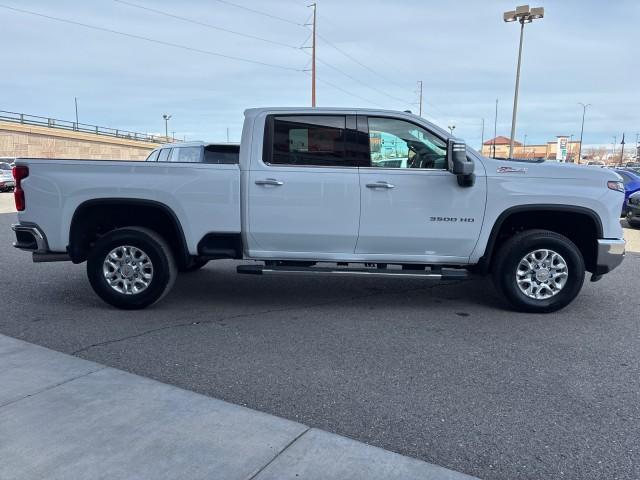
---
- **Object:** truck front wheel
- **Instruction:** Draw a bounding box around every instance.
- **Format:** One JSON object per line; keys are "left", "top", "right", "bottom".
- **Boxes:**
{"left": 87, "top": 227, "right": 177, "bottom": 309}
{"left": 492, "top": 229, "right": 585, "bottom": 313}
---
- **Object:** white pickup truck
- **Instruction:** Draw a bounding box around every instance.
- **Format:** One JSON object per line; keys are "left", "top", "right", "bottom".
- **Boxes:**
{"left": 11, "top": 108, "right": 625, "bottom": 312}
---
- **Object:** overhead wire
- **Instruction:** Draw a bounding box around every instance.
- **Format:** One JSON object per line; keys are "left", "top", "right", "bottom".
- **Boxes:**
{"left": 113, "top": 0, "right": 303, "bottom": 51}
{"left": 0, "top": 3, "right": 301, "bottom": 71}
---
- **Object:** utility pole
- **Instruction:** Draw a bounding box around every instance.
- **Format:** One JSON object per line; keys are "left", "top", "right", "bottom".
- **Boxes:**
{"left": 74, "top": 97, "right": 79, "bottom": 128}
{"left": 309, "top": 3, "right": 317, "bottom": 107}
{"left": 619, "top": 134, "right": 625, "bottom": 166}
{"left": 226, "top": 127, "right": 230, "bottom": 143}
{"left": 523, "top": 133, "right": 527, "bottom": 158}
{"left": 417, "top": 81, "right": 423, "bottom": 116}
{"left": 577, "top": 103, "right": 590, "bottom": 165}
{"left": 480, "top": 118, "right": 485, "bottom": 151}
{"left": 492, "top": 98, "right": 498, "bottom": 158}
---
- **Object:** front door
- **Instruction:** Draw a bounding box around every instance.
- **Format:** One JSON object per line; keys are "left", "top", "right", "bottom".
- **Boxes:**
{"left": 247, "top": 114, "right": 361, "bottom": 258}
{"left": 356, "top": 116, "right": 486, "bottom": 263}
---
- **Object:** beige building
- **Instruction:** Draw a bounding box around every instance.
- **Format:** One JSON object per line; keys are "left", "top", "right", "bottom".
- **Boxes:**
{"left": 0, "top": 115, "right": 163, "bottom": 161}
{"left": 481, "top": 135, "right": 582, "bottom": 162}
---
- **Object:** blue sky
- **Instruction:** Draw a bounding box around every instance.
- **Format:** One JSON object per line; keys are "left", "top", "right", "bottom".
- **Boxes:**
{"left": 1, "top": 0, "right": 638, "bottom": 148}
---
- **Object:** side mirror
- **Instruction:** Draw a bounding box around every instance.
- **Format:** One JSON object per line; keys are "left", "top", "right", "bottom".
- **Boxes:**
{"left": 447, "top": 139, "right": 475, "bottom": 187}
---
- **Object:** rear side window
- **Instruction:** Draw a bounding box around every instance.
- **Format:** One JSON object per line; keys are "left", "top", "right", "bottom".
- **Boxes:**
{"left": 169, "top": 146, "right": 202, "bottom": 163}
{"left": 266, "top": 115, "right": 353, "bottom": 167}
{"left": 157, "top": 148, "right": 171, "bottom": 162}
{"left": 204, "top": 145, "right": 239, "bottom": 164}
{"left": 145, "top": 150, "right": 159, "bottom": 162}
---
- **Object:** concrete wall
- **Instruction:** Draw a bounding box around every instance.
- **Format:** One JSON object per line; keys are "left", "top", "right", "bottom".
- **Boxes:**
{"left": 0, "top": 121, "right": 157, "bottom": 161}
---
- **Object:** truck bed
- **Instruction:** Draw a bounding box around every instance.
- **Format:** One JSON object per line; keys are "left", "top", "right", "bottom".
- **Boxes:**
{"left": 15, "top": 158, "right": 241, "bottom": 254}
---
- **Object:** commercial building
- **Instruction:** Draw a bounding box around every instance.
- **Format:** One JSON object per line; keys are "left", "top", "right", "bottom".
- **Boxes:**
{"left": 481, "top": 135, "right": 581, "bottom": 162}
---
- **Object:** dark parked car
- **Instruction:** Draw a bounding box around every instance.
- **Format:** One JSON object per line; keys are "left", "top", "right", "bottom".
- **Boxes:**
{"left": 613, "top": 169, "right": 640, "bottom": 216}
{"left": 626, "top": 191, "right": 640, "bottom": 229}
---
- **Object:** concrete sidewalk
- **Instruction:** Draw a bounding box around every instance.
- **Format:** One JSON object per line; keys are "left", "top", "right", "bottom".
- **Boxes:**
{"left": 0, "top": 334, "right": 478, "bottom": 480}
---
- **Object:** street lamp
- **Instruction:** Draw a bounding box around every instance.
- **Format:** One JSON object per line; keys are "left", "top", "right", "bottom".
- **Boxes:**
{"left": 504, "top": 5, "right": 544, "bottom": 159}
{"left": 448, "top": 124, "right": 456, "bottom": 135}
{"left": 162, "top": 114, "right": 172, "bottom": 139}
{"left": 577, "top": 103, "right": 591, "bottom": 164}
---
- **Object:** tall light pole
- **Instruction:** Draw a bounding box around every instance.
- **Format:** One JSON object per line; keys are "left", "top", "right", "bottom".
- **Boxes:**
{"left": 448, "top": 124, "right": 456, "bottom": 135}
{"left": 577, "top": 102, "right": 590, "bottom": 164}
{"left": 523, "top": 133, "right": 527, "bottom": 158}
{"left": 162, "top": 114, "right": 171, "bottom": 139}
{"left": 417, "top": 80, "right": 423, "bottom": 116}
{"left": 504, "top": 5, "right": 544, "bottom": 159}
{"left": 480, "top": 118, "right": 485, "bottom": 150}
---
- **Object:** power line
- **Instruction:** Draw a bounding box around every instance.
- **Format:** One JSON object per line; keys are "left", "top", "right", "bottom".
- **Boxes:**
{"left": 210, "top": 0, "right": 304, "bottom": 27}
{"left": 305, "top": 71, "right": 386, "bottom": 108}
{"left": 313, "top": 54, "right": 412, "bottom": 107}
{"left": 0, "top": 4, "right": 301, "bottom": 71}
{"left": 316, "top": 31, "right": 408, "bottom": 92}
{"left": 113, "top": 0, "right": 303, "bottom": 50}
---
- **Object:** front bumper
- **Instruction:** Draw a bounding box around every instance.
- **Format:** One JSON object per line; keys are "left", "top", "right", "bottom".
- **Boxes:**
{"left": 595, "top": 239, "right": 625, "bottom": 275}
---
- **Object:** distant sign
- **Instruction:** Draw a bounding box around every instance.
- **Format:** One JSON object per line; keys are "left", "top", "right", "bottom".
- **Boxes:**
{"left": 556, "top": 136, "right": 569, "bottom": 162}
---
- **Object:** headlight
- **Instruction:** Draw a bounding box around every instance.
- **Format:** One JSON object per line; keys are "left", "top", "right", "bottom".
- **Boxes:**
{"left": 629, "top": 195, "right": 640, "bottom": 206}
{"left": 607, "top": 180, "right": 624, "bottom": 193}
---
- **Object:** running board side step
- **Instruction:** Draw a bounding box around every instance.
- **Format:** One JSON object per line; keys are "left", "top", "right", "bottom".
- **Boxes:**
{"left": 236, "top": 265, "right": 469, "bottom": 280}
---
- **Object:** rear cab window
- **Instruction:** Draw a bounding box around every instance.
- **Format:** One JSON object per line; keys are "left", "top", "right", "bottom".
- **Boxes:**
{"left": 264, "top": 115, "right": 359, "bottom": 167}
{"left": 204, "top": 145, "right": 240, "bottom": 164}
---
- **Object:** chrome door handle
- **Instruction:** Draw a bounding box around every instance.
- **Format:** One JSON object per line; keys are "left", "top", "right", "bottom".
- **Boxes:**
{"left": 255, "top": 178, "right": 283, "bottom": 186}
{"left": 365, "top": 181, "right": 395, "bottom": 189}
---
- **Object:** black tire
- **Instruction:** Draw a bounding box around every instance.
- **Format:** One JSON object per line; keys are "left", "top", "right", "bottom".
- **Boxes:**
{"left": 179, "top": 259, "right": 209, "bottom": 273}
{"left": 492, "top": 229, "right": 585, "bottom": 313}
{"left": 87, "top": 227, "right": 177, "bottom": 309}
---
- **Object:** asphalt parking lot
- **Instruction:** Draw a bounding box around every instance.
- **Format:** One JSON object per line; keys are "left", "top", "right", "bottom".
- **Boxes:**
{"left": 1, "top": 192, "right": 639, "bottom": 480}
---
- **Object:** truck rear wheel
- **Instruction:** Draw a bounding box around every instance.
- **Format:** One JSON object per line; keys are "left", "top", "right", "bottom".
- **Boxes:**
{"left": 492, "top": 229, "right": 585, "bottom": 313}
{"left": 87, "top": 227, "right": 177, "bottom": 309}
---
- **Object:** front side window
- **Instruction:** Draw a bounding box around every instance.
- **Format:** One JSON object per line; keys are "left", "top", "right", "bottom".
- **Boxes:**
{"left": 367, "top": 117, "right": 447, "bottom": 170}
{"left": 157, "top": 148, "right": 171, "bottom": 162}
{"left": 268, "top": 115, "right": 350, "bottom": 167}
{"left": 169, "top": 146, "right": 202, "bottom": 163}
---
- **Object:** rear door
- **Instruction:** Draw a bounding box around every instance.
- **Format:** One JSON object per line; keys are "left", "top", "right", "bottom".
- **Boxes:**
{"left": 246, "top": 114, "right": 362, "bottom": 257}
{"left": 356, "top": 116, "right": 486, "bottom": 262}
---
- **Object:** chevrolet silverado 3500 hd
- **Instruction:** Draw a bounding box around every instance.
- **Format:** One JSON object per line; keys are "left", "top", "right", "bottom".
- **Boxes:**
{"left": 11, "top": 108, "right": 625, "bottom": 312}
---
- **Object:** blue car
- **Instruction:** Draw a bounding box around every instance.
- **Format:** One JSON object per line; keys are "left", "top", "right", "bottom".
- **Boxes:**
{"left": 613, "top": 169, "right": 640, "bottom": 216}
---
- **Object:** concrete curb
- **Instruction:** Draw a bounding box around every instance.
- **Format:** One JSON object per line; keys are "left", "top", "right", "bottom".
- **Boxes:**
{"left": 0, "top": 334, "right": 478, "bottom": 480}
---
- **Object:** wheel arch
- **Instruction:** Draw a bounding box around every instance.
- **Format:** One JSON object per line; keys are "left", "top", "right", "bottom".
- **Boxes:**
{"left": 68, "top": 198, "right": 190, "bottom": 268}
{"left": 478, "top": 204, "right": 603, "bottom": 274}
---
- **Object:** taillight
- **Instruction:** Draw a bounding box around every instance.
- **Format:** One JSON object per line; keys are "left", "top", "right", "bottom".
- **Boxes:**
{"left": 13, "top": 166, "right": 29, "bottom": 211}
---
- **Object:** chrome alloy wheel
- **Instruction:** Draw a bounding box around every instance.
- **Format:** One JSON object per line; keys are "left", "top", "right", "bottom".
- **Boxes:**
{"left": 516, "top": 249, "right": 568, "bottom": 300}
{"left": 102, "top": 245, "right": 154, "bottom": 295}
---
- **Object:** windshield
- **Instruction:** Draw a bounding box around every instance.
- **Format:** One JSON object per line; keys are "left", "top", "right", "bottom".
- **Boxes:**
{"left": 0, "top": 163, "right": 11, "bottom": 170}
